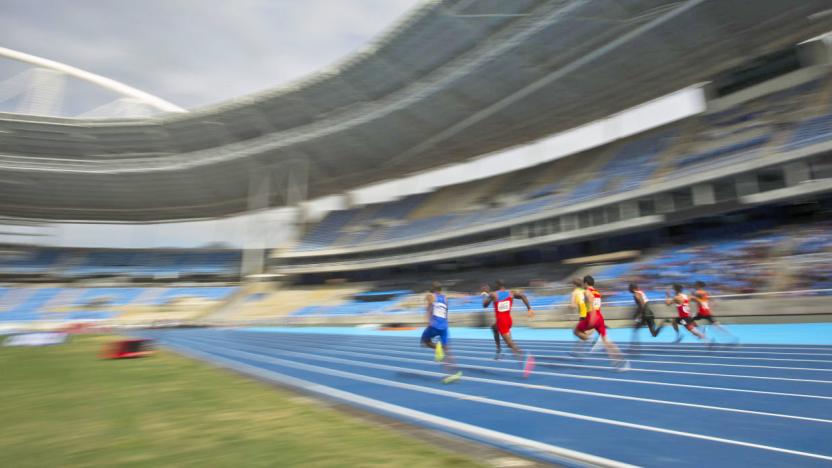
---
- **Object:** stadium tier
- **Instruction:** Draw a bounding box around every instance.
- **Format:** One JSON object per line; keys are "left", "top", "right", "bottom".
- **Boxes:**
{"left": 0, "top": 286, "right": 238, "bottom": 322}
{"left": 0, "top": 249, "right": 240, "bottom": 277}
{"left": 290, "top": 74, "right": 832, "bottom": 254}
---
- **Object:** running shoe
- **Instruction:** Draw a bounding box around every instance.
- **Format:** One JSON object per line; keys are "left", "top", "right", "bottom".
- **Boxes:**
{"left": 522, "top": 353, "right": 535, "bottom": 378}
{"left": 442, "top": 371, "right": 462, "bottom": 384}
{"left": 435, "top": 342, "right": 445, "bottom": 362}
{"left": 614, "top": 360, "right": 631, "bottom": 372}
{"left": 494, "top": 349, "right": 502, "bottom": 360}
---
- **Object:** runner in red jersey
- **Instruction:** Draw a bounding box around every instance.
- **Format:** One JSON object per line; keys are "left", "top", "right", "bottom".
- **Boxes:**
{"left": 482, "top": 280, "right": 535, "bottom": 377}
{"left": 691, "top": 281, "right": 736, "bottom": 343}
{"left": 665, "top": 283, "right": 705, "bottom": 342}
{"left": 573, "top": 275, "right": 628, "bottom": 370}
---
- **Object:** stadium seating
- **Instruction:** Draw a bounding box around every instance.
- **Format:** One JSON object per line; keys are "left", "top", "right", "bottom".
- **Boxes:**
{"left": 0, "top": 248, "right": 239, "bottom": 277}
{"left": 288, "top": 75, "right": 832, "bottom": 254}
{"left": 0, "top": 285, "right": 239, "bottom": 322}
{"left": 784, "top": 113, "right": 832, "bottom": 151}
{"left": 588, "top": 221, "right": 831, "bottom": 301}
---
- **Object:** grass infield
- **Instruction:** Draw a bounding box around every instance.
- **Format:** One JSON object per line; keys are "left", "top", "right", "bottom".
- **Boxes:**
{"left": 0, "top": 335, "right": 481, "bottom": 467}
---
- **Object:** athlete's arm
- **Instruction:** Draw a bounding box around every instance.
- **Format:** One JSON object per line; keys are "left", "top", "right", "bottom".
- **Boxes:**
{"left": 664, "top": 290, "right": 674, "bottom": 306}
{"left": 425, "top": 293, "right": 434, "bottom": 325}
{"left": 482, "top": 291, "right": 494, "bottom": 308}
{"left": 690, "top": 292, "right": 703, "bottom": 304}
{"left": 513, "top": 290, "right": 534, "bottom": 318}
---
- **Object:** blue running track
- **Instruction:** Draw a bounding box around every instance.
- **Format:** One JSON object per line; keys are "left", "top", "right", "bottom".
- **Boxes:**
{"left": 141, "top": 325, "right": 832, "bottom": 467}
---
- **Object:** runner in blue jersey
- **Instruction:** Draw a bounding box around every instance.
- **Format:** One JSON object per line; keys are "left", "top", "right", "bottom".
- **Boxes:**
{"left": 420, "top": 282, "right": 462, "bottom": 384}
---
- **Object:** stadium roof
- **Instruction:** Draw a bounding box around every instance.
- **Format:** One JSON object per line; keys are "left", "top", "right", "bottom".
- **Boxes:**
{"left": 2, "top": 0, "right": 832, "bottom": 221}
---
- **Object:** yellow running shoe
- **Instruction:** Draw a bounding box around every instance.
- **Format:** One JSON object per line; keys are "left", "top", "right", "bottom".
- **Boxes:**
{"left": 442, "top": 371, "right": 462, "bottom": 384}
{"left": 434, "top": 342, "right": 445, "bottom": 362}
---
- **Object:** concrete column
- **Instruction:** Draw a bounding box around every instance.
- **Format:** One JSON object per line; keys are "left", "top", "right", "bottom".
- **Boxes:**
{"left": 784, "top": 160, "right": 811, "bottom": 187}
{"left": 736, "top": 173, "right": 759, "bottom": 196}
{"left": 561, "top": 214, "right": 578, "bottom": 231}
{"left": 655, "top": 193, "right": 675, "bottom": 214}
{"left": 691, "top": 183, "right": 716, "bottom": 206}
{"left": 621, "top": 200, "right": 640, "bottom": 219}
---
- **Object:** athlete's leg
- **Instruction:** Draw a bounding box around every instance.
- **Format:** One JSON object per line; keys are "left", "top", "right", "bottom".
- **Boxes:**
{"left": 501, "top": 332, "right": 523, "bottom": 359}
{"left": 502, "top": 331, "right": 535, "bottom": 377}
{"left": 602, "top": 335, "right": 625, "bottom": 363}
{"left": 630, "top": 307, "right": 644, "bottom": 350}
{"left": 420, "top": 327, "right": 437, "bottom": 349}
{"left": 686, "top": 321, "right": 705, "bottom": 340}
{"left": 491, "top": 323, "right": 502, "bottom": 350}
{"left": 438, "top": 330, "right": 462, "bottom": 383}
{"left": 572, "top": 322, "right": 595, "bottom": 357}
{"left": 596, "top": 319, "right": 628, "bottom": 369}
{"left": 646, "top": 316, "right": 662, "bottom": 337}
{"left": 704, "top": 315, "right": 737, "bottom": 344}
{"left": 671, "top": 318, "right": 683, "bottom": 342}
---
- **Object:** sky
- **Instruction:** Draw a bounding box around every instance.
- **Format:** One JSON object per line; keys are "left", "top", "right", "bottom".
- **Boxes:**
{"left": 0, "top": 0, "right": 421, "bottom": 112}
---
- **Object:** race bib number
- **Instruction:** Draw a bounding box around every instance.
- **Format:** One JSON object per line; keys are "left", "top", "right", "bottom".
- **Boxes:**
{"left": 497, "top": 300, "right": 511, "bottom": 312}
{"left": 682, "top": 304, "right": 690, "bottom": 314}
{"left": 433, "top": 303, "right": 447, "bottom": 319}
{"left": 592, "top": 298, "right": 601, "bottom": 310}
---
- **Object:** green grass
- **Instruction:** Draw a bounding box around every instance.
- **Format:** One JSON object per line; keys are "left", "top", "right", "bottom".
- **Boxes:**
{"left": 0, "top": 335, "right": 481, "bottom": 467}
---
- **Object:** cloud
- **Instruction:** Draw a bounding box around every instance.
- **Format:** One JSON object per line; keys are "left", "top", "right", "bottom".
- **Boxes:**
{"left": 0, "top": 0, "right": 420, "bottom": 111}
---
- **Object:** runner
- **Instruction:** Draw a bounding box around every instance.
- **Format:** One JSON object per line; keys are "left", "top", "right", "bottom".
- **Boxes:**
{"left": 420, "top": 282, "right": 462, "bottom": 384}
{"left": 569, "top": 278, "right": 600, "bottom": 356}
{"left": 665, "top": 283, "right": 706, "bottom": 342}
{"left": 573, "top": 275, "right": 629, "bottom": 370}
{"left": 482, "top": 280, "right": 535, "bottom": 378}
{"left": 691, "top": 281, "right": 737, "bottom": 343}
{"left": 628, "top": 283, "right": 663, "bottom": 352}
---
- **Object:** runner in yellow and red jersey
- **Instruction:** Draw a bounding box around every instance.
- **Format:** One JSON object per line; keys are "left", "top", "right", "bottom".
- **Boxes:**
{"left": 573, "top": 275, "right": 629, "bottom": 370}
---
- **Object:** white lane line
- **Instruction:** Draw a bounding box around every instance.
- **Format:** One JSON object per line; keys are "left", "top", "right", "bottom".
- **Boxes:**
{"left": 181, "top": 335, "right": 832, "bottom": 425}
{"left": 449, "top": 338, "right": 832, "bottom": 353}
{"left": 173, "top": 336, "right": 832, "bottom": 463}
{"left": 216, "top": 332, "right": 832, "bottom": 400}
{"left": 270, "top": 334, "right": 832, "bottom": 371}
{"left": 299, "top": 334, "right": 832, "bottom": 362}
{"left": 451, "top": 342, "right": 832, "bottom": 364}
{"left": 281, "top": 333, "right": 832, "bottom": 356}
{"left": 162, "top": 341, "right": 633, "bottom": 468}
{"left": 186, "top": 333, "right": 832, "bottom": 400}
{"left": 254, "top": 333, "right": 832, "bottom": 384}
{"left": 242, "top": 331, "right": 832, "bottom": 353}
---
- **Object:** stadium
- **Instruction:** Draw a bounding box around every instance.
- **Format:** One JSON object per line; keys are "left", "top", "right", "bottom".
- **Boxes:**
{"left": 2, "top": 1, "right": 832, "bottom": 466}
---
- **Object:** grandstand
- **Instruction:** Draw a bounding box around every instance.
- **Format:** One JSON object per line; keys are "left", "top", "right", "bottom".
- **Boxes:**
{"left": 284, "top": 71, "right": 832, "bottom": 259}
